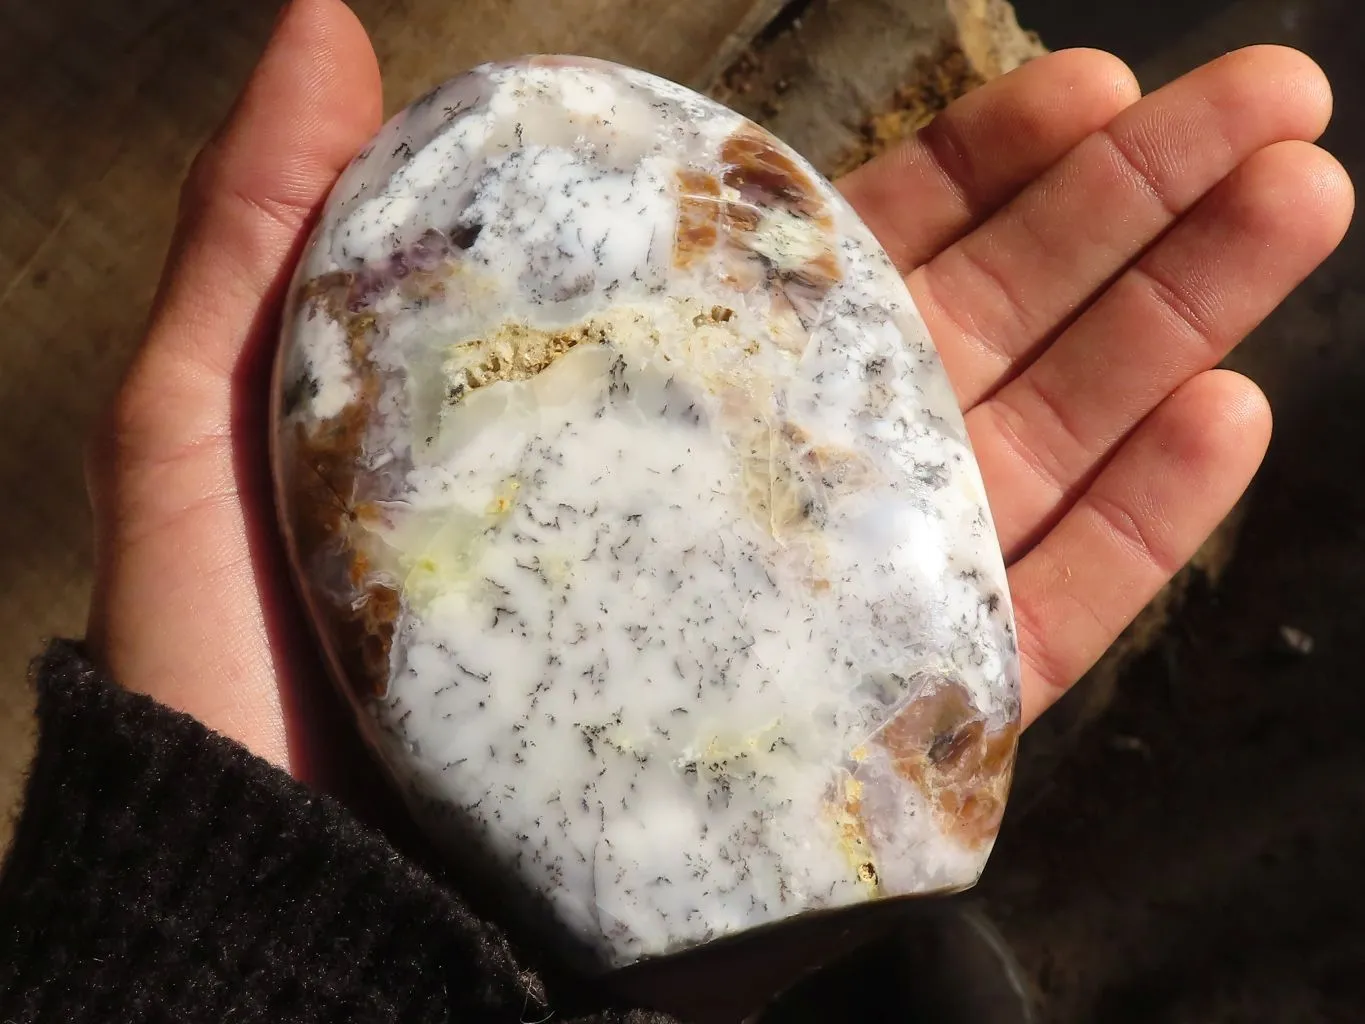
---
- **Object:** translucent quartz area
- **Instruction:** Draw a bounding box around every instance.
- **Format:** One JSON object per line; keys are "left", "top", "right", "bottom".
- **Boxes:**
{"left": 271, "top": 55, "right": 1021, "bottom": 970}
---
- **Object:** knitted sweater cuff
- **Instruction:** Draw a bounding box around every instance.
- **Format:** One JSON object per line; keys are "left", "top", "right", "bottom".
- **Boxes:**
{"left": 0, "top": 639, "right": 669, "bottom": 1024}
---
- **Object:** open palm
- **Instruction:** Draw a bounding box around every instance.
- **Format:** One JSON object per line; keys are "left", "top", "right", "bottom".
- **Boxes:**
{"left": 86, "top": 0, "right": 1352, "bottom": 796}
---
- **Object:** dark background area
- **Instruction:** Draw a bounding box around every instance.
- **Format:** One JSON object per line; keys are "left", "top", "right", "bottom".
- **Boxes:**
{"left": 978, "top": 0, "right": 1365, "bottom": 1020}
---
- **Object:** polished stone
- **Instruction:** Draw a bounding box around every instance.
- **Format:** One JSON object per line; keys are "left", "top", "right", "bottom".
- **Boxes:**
{"left": 271, "top": 55, "right": 1021, "bottom": 970}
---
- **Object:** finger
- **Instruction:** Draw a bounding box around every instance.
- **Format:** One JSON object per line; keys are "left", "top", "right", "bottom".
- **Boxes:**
{"left": 973, "top": 140, "right": 1353, "bottom": 561}
{"left": 839, "top": 48, "right": 1140, "bottom": 272}
{"left": 911, "top": 44, "right": 1333, "bottom": 407}
{"left": 119, "top": 0, "right": 382, "bottom": 464}
{"left": 1007, "top": 370, "right": 1272, "bottom": 726}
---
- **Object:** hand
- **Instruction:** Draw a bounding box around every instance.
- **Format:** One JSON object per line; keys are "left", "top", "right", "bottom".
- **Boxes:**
{"left": 86, "top": 0, "right": 1353, "bottom": 789}
{"left": 839, "top": 43, "right": 1352, "bottom": 725}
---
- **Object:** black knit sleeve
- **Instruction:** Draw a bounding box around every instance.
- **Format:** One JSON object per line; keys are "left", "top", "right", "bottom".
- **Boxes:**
{"left": 0, "top": 640, "right": 673, "bottom": 1024}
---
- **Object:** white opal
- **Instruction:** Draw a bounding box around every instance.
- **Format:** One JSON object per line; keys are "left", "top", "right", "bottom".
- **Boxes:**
{"left": 271, "top": 55, "right": 1021, "bottom": 970}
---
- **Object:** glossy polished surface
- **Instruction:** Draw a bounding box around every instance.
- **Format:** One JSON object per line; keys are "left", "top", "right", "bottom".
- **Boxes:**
{"left": 272, "top": 55, "right": 1020, "bottom": 969}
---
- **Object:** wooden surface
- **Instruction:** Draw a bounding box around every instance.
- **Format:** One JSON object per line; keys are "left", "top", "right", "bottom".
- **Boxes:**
{"left": 715, "top": 0, "right": 1043, "bottom": 175}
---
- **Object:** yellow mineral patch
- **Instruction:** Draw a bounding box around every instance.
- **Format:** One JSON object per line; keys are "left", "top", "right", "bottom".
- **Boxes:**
{"left": 485, "top": 477, "right": 521, "bottom": 519}
{"left": 399, "top": 512, "right": 487, "bottom": 612}
{"left": 444, "top": 320, "right": 612, "bottom": 403}
{"left": 827, "top": 773, "right": 882, "bottom": 897}
{"left": 440, "top": 299, "right": 789, "bottom": 430}
{"left": 681, "top": 720, "right": 787, "bottom": 767}
{"left": 345, "top": 312, "right": 378, "bottom": 354}
{"left": 390, "top": 483, "right": 524, "bottom": 614}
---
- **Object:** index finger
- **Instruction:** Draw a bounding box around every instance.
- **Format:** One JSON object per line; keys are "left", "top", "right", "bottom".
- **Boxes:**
{"left": 837, "top": 47, "right": 1140, "bottom": 273}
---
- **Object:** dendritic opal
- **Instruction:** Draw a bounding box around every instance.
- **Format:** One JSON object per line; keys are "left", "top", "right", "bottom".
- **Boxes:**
{"left": 271, "top": 55, "right": 1021, "bottom": 970}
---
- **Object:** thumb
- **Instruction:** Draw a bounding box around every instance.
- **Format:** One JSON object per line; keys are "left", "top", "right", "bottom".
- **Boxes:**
{"left": 85, "top": 0, "right": 382, "bottom": 758}
{"left": 111, "top": 0, "right": 382, "bottom": 474}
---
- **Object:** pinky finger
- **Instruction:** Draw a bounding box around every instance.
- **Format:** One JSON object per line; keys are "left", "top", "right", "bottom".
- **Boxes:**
{"left": 1007, "top": 369, "right": 1272, "bottom": 727}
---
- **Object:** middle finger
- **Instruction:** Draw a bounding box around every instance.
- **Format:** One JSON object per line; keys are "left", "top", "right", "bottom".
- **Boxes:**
{"left": 906, "top": 44, "right": 1332, "bottom": 408}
